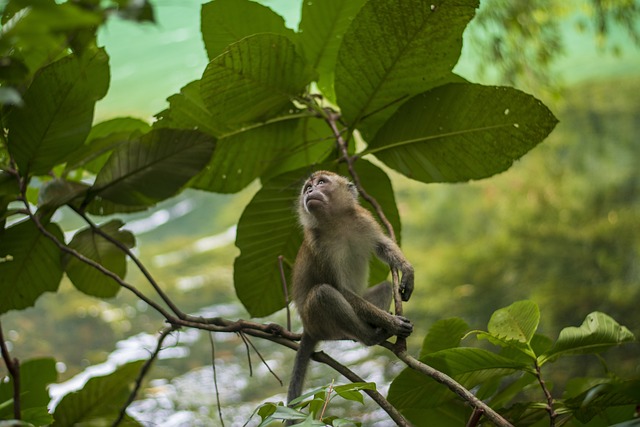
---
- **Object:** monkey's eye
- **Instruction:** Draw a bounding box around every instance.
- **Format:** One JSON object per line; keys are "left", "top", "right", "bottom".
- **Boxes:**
{"left": 304, "top": 184, "right": 312, "bottom": 192}
{"left": 317, "top": 179, "right": 325, "bottom": 185}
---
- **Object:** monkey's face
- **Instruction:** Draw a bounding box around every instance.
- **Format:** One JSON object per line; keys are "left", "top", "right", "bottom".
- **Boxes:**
{"left": 299, "top": 171, "right": 357, "bottom": 219}
{"left": 301, "top": 172, "right": 331, "bottom": 215}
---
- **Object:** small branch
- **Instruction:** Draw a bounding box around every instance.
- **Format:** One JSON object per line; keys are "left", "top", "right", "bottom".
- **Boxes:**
{"left": 319, "top": 379, "right": 334, "bottom": 421}
{"left": 384, "top": 344, "right": 513, "bottom": 427}
{"left": 0, "top": 320, "right": 21, "bottom": 420}
{"left": 466, "top": 408, "right": 485, "bottom": 427}
{"left": 113, "top": 325, "right": 179, "bottom": 427}
{"left": 534, "top": 360, "right": 557, "bottom": 426}
{"left": 278, "top": 255, "right": 291, "bottom": 332}
{"left": 242, "top": 333, "right": 283, "bottom": 386}
{"left": 71, "top": 207, "right": 186, "bottom": 320}
{"left": 208, "top": 332, "right": 225, "bottom": 427}
{"left": 238, "top": 332, "right": 253, "bottom": 377}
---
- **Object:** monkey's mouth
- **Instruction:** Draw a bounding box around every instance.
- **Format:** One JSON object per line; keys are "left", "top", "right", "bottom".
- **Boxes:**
{"left": 305, "top": 194, "right": 324, "bottom": 209}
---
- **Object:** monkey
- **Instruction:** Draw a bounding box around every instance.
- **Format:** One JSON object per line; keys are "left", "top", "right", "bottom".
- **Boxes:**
{"left": 287, "top": 170, "right": 415, "bottom": 406}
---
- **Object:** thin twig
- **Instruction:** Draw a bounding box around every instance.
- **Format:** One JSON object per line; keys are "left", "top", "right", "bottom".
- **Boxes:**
{"left": 466, "top": 408, "right": 485, "bottom": 427}
{"left": 242, "top": 333, "right": 283, "bottom": 386}
{"left": 535, "top": 360, "right": 557, "bottom": 426}
{"left": 238, "top": 332, "right": 254, "bottom": 377}
{"left": 112, "top": 325, "right": 179, "bottom": 427}
{"left": 319, "top": 379, "right": 334, "bottom": 421}
{"left": 208, "top": 332, "right": 225, "bottom": 427}
{"left": 278, "top": 255, "right": 291, "bottom": 331}
{"left": 71, "top": 207, "right": 186, "bottom": 319}
{"left": 0, "top": 320, "right": 21, "bottom": 420}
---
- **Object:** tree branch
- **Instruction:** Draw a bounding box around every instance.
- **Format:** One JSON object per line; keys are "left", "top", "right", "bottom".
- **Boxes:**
{"left": 535, "top": 360, "right": 557, "bottom": 426}
{"left": 383, "top": 343, "right": 514, "bottom": 427}
{"left": 113, "top": 325, "right": 179, "bottom": 427}
{"left": 0, "top": 320, "right": 21, "bottom": 420}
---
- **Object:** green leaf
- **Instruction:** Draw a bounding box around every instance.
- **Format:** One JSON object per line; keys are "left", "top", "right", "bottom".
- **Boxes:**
{"left": 0, "top": 220, "right": 63, "bottom": 314}
{"left": 334, "top": 382, "right": 376, "bottom": 404}
{"left": 0, "top": 358, "right": 57, "bottom": 421}
{"left": 539, "top": 312, "right": 635, "bottom": 365}
{"left": 565, "top": 379, "right": 640, "bottom": 423}
{"left": 389, "top": 347, "right": 527, "bottom": 425}
{"left": 52, "top": 361, "right": 144, "bottom": 427}
{"left": 87, "top": 128, "right": 215, "bottom": 209}
{"left": 65, "top": 220, "right": 135, "bottom": 298}
{"left": 233, "top": 161, "right": 400, "bottom": 317}
{"left": 64, "top": 117, "right": 151, "bottom": 175}
{"left": 201, "top": 0, "right": 295, "bottom": 61}
{"left": 154, "top": 80, "right": 226, "bottom": 136}
{"left": 368, "top": 83, "right": 558, "bottom": 183}
{"left": 7, "top": 49, "right": 110, "bottom": 175}
{"left": 191, "top": 115, "right": 333, "bottom": 193}
{"left": 298, "top": 0, "right": 366, "bottom": 101}
{"left": 419, "top": 318, "right": 469, "bottom": 358}
{"left": 334, "top": 0, "right": 477, "bottom": 137}
{"left": 37, "top": 179, "right": 90, "bottom": 214}
{"left": 200, "top": 33, "right": 315, "bottom": 130}
{"left": 488, "top": 300, "right": 540, "bottom": 344}
{"left": 0, "top": 172, "right": 19, "bottom": 220}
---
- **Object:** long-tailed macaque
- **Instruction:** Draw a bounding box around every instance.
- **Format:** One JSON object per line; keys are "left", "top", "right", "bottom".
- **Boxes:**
{"left": 287, "top": 170, "right": 414, "bottom": 404}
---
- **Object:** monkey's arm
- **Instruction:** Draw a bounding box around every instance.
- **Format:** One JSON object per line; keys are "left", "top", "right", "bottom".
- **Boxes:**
{"left": 375, "top": 237, "right": 414, "bottom": 301}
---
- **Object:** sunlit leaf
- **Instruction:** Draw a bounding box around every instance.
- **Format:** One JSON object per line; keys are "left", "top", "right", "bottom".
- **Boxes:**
{"left": 65, "top": 220, "right": 135, "bottom": 298}
{"left": 298, "top": 0, "right": 366, "bottom": 101}
{"left": 0, "top": 220, "right": 63, "bottom": 314}
{"left": 539, "top": 312, "right": 635, "bottom": 365}
{"left": 335, "top": 0, "right": 477, "bottom": 137}
{"left": 7, "top": 49, "right": 110, "bottom": 175}
{"left": 488, "top": 300, "right": 540, "bottom": 344}
{"left": 201, "top": 0, "right": 295, "bottom": 61}
{"left": 52, "top": 361, "right": 144, "bottom": 427}
{"left": 200, "top": 33, "right": 315, "bottom": 130}
{"left": 368, "top": 83, "right": 558, "bottom": 183}
{"left": 87, "top": 128, "right": 215, "bottom": 210}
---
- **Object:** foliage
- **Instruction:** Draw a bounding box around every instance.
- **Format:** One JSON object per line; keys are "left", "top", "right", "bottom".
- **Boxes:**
{"left": 388, "top": 301, "right": 636, "bottom": 427}
{"left": 0, "top": 0, "right": 635, "bottom": 426}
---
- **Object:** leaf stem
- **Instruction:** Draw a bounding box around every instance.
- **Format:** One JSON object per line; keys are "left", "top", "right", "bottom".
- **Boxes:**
{"left": 534, "top": 359, "right": 557, "bottom": 426}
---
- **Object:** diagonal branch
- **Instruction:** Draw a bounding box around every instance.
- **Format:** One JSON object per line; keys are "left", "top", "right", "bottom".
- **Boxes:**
{"left": 0, "top": 320, "right": 21, "bottom": 420}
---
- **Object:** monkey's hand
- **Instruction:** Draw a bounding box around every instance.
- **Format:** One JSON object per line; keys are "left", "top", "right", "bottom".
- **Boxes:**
{"left": 400, "top": 266, "right": 415, "bottom": 302}
{"left": 392, "top": 315, "right": 413, "bottom": 338}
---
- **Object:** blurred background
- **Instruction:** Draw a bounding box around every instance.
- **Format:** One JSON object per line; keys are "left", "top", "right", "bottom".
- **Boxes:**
{"left": 2, "top": 0, "right": 639, "bottom": 425}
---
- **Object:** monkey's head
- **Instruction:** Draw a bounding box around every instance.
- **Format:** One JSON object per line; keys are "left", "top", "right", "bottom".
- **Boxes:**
{"left": 298, "top": 171, "right": 358, "bottom": 227}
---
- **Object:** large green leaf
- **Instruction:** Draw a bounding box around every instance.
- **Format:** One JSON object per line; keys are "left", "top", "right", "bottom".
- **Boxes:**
{"left": 419, "top": 317, "right": 469, "bottom": 358}
{"left": 200, "top": 33, "right": 315, "bottom": 130}
{"left": 0, "top": 220, "right": 63, "bottom": 314}
{"left": 201, "top": 0, "right": 295, "bottom": 61}
{"left": 0, "top": 358, "right": 57, "bottom": 423}
{"left": 66, "top": 220, "right": 135, "bottom": 298}
{"left": 564, "top": 379, "right": 640, "bottom": 423}
{"left": 487, "top": 300, "right": 540, "bottom": 344}
{"left": 334, "top": 0, "right": 477, "bottom": 137}
{"left": 368, "top": 83, "right": 559, "bottom": 183}
{"left": 298, "top": 0, "right": 366, "bottom": 101}
{"left": 52, "top": 361, "right": 144, "bottom": 427}
{"left": 154, "top": 80, "right": 227, "bottom": 136}
{"left": 191, "top": 115, "right": 333, "bottom": 194}
{"left": 388, "top": 347, "right": 528, "bottom": 425}
{"left": 234, "top": 161, "right": 401, "bottom": 317}
{"left": 539, "top": 312, "right": 635, "bottom": 365}
{"left": 7, "top": 49, "right": 110, "bottom": 176}
{"left": 64, "top": 117, "right": 150, "bottom": 175}
{"left": 86, "top": 128, "right": 215, "bottom": 210}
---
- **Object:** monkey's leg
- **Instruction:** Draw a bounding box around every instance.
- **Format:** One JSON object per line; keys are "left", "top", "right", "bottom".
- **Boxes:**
{"left": 305, "top": 284, "right": 393, "bottom": 345}
{"left": 363, "top": 281, "right": 392, "bottom": 310}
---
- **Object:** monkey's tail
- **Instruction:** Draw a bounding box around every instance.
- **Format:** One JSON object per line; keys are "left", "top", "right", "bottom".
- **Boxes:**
{"left": 287, "top": 333, "right": 317, "bottom": 405}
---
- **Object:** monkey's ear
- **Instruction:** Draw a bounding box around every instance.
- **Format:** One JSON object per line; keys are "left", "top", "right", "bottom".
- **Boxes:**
{"left": 347, "top": 182, "right": 358, "bottom": 199}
